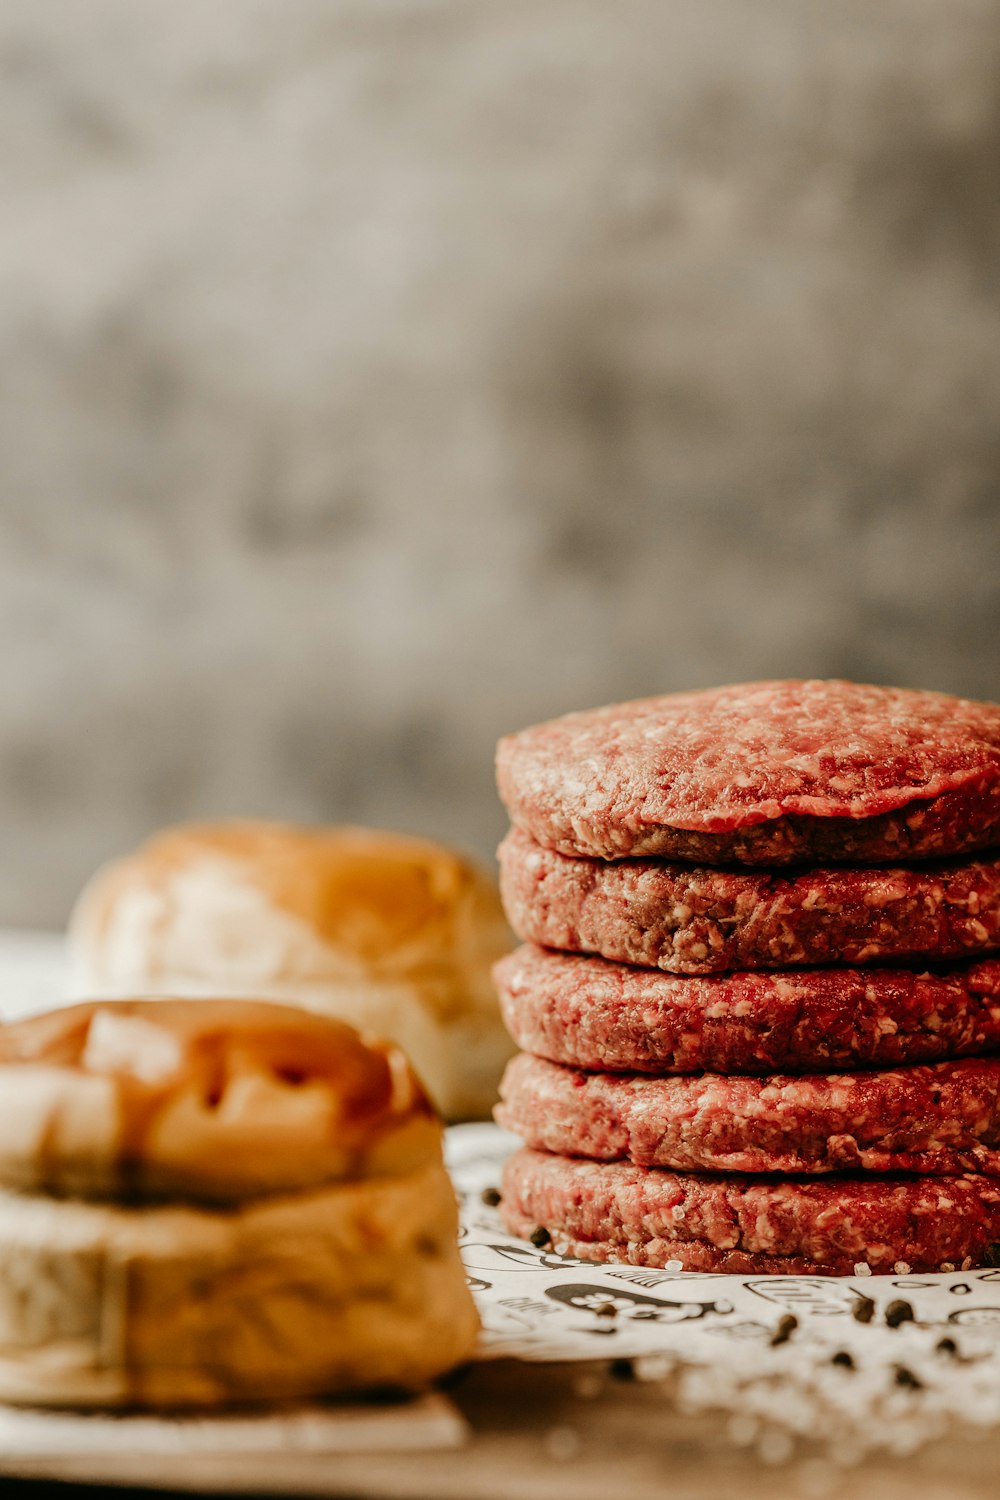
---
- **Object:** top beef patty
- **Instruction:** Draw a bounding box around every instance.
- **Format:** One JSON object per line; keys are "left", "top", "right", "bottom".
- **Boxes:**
{"left": 496, "top": 680, "right": 1000, "bottom": 865}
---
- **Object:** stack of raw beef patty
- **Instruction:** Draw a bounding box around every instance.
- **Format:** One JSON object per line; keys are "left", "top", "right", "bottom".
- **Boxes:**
{"left": 492, "top": 680, "right": 1000, "bottom": 1275}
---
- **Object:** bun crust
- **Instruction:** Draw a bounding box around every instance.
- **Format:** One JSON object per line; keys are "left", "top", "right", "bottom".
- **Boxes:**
{"left": 69, "top": 823, "right": 515, "bottom": 1120}
{"left": 0, "top": 1161, "right": 479, "bottom": 1407}
{"left": 0, "top": 999, "right": 440, "bottom": 1202}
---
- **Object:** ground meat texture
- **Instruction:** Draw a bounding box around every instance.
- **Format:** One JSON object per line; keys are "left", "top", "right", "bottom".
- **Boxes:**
{"left": 497, "top": 1054, "right": 1000, "bottom": 1177}
{"left": 500, "top": 1149, "right": 1000, "bottom": 1276}
{"left": 496, "top": 680, "right": 1000, "bottom": 865}
{"left": 498, "top": 829, "right": 1000, "bottom": 974}
{"left": 494, "top": 947, "right": 1000, "bottom": 1074}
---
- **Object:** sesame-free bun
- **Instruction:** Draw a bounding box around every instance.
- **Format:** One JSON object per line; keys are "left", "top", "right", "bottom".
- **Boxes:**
{"left": 68, "top": 822, "right": 516, "bottom": 1120}
{"left": 0, "top": 998, "right": 441, "bottom": 1202}
{"left": 0, "top": 998, "right": 479, "bottom": 1407}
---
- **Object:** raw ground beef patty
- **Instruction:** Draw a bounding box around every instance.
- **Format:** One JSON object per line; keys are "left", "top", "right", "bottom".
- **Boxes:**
{"left": 500, "top": 1148, "right": 1000, "bottom": 1275}
{"left": 499, "top": 828, "right": 1000, "bottom": 974}
{"left": 496, "top": 680, "right": 1000, "bottom": 865}
{"left": 495, "top": 946, "right": 1000, "bottom": 1073}
{"left": 497, "top": 1052, "right": 1000, "bottom": 1177}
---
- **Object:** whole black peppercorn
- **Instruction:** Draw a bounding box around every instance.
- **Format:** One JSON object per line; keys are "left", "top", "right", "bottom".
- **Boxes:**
{"left": 609, "top": 1359, "right": 635, "bottom": 1381}
{"left": 831, "top": 1350, "right": 855, "bottom": 1370}
{"left": 885, "top": 1300, "right": 915, "bottom": 1329}
{"left": 935, "top": 1337, "right": 959, "bottom": 1358}
{"left": 480, "top": 1186, "right": 502, "bottom": 1207}
{"left": 770, "top": 1314, "right": 798, "bottom": 1347}
{"left": 593, "top": 1302, "right": 618, "bottom": 1319}
{"left": 894, "top": 1365, "right": 923, "bottom": 1390}
{"left": 983, "top": 1244, "right": 1000, "bottom": 1268}
{"left": 851, "top": 1296, "right": 876, "bottom": 1324}
{"left": 530, "top": 1225, "right": 552, "bottom": 1248}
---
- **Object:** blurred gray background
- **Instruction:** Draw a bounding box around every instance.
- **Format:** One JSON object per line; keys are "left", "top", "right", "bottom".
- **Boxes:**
{"left": 2, "top": 0, "right": 999, "bottom": 926}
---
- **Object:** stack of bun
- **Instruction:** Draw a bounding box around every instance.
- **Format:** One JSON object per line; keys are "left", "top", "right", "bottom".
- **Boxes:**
{"left": 0, "top": 998, "right": 479, "bottom": 1407}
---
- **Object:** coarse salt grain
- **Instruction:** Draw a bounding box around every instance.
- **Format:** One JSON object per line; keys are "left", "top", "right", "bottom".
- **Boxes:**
{"left": 796, "top": 1459, "right": 840, "bottom": 1498}
{"left": 854, "top": 1263, "right": 872, "bottom": 1277}
{"left": 727, "top": 1414, "right": 759, "bottom": 1445}
{"left": 758, "top": 1430, "right": 795, "bottom": 1466}
{"left": 571, "top": 1373, "right": 603, "bottom": 1400}
{"left": 544, "top": 1426, "right": 582, "bottom": 1462}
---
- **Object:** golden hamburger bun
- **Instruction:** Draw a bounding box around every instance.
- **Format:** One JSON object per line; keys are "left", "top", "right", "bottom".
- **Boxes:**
{"left": 69, "top": 821, "right": 516, "bottom": 1120}
{"left": 0, "top": 998, "right": 479, "bottom": 1408}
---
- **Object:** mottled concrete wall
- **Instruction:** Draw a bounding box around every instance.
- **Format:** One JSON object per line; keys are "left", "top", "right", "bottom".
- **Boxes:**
{"left": 1, "top": 0, "right": 999, "bottom": 925}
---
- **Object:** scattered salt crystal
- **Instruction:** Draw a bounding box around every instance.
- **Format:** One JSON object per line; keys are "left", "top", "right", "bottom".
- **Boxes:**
{"left": 830, "top": 1440, "right": 865, "bottom": 1468}
{"left": 796, "top": 1459, "right": 839, "bottom": 1498}
{"left": 665, "top": 1257, "right": 683, "bottom": 1269}
{"left": 758, "top": 1429, "right": 795, "bottom": 1465}
{"left": 571, "top": 1372, "right": 603, "bottom": 1400}
{"left": 544, "top": 1426, "right": 582, "bottom": 1462}
{"left": 884, "top": 1413, "right": 945, "bottom": 1457}
{"left": 854, "top": 1262, "right": 872, "bottom": 1277}
{"left": 894, "top": 1262, "right": 911, "bottom": 1275}
{"left": 727, "top": 1414, "right": 759, "bottom": 1446}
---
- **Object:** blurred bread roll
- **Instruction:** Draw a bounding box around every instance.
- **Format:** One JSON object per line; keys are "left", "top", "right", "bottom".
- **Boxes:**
{"left": 68, "top": 821, "right": 516, "bottom": 1119}
{"left": 0, "top": 998, "right": 479, "bottom": 1408}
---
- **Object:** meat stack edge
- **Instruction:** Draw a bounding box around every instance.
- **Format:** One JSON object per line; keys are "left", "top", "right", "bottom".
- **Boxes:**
{"left": 491, "top": 681, "right": 1000, "bottom": 1276}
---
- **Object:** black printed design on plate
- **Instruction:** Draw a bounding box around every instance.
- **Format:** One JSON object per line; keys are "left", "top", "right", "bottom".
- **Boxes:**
{"left": 460, "top": 1242, "right": 595, "bottom": 1274}
{"left": 544, "top": 1283, "right": 732, "bottom": 1329}
{"left": 949, "top": 1306, "right": 1000, "bottom": 1328}
{"left": 744, "top": 1278, "right": 873, "bottom": 1318}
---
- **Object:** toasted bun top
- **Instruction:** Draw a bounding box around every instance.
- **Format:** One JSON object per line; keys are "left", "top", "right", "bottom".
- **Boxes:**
{"left": 70, "top": 821, "right": 511, "bottom": 995}
{"left": 0, "top": 998, "right": 441, "bottom": 1203}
